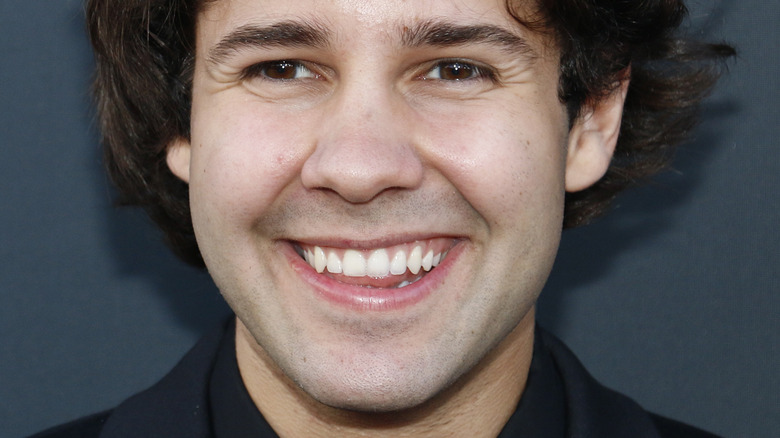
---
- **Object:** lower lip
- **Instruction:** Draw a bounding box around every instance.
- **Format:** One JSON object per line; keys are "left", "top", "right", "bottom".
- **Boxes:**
{"left": 280, "top": 241, "right": 464, "bottom": 312}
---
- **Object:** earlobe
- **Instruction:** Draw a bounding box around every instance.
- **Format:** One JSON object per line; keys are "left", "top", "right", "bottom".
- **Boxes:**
{"left": 565, "top": 77, "right": 629, "bottom": 192}
{"left": 166, "top": 137, "right": 192, "bottom": 183}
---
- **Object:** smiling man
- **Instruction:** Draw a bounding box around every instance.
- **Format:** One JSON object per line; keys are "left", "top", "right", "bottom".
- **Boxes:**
{"left": 33, "top": 0, "right": 733, "bottom": 437}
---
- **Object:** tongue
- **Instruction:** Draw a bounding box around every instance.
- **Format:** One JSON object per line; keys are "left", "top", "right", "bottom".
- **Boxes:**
{"left": 323, "top": 271, "right": 424, "bottom": 288}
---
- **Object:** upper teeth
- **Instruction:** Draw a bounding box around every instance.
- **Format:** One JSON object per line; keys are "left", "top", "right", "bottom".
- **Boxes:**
{"left": 302, "top": 244, "right": 447, "bottom": 278}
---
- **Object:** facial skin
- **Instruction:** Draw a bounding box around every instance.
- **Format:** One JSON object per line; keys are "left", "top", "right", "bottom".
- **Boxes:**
{"left": 167, "top": 0, "right": 625, "bottom": 435}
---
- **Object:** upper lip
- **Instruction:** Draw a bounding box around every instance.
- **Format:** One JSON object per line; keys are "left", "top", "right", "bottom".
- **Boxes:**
{"left": 286, "top": 234, "right": 464, "bottom": 250}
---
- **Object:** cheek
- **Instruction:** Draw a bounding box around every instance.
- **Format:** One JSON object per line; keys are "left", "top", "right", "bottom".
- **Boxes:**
{"left": 188, "top": 99, "right": 312, "bottom": 226}
{"left": 417, "top": 100, "right": 569, "bottom": 227}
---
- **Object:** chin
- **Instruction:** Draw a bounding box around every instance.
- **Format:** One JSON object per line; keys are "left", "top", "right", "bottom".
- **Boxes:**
{"left": 286, "top": 347, "right": 461, "bottom": 413}
{"left": 303, "top": 379, "right": 442, "bottom": 413}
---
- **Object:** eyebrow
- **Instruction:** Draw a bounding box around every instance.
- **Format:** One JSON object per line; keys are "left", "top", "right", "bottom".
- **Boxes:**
{"left": 208, "top": 20, "right": 331, "bottom": 65}
{"left": 401, "top": 20, "right": 536, "bottom": 57}
{"left": 207, "top": 18, "right": 534, "bottom": 66}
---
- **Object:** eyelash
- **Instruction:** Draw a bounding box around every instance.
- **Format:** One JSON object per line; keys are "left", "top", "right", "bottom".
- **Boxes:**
{"left": 241, "top": 60, "right": 320, "bottom": 81}
{"left": 421, "top": 59, "right": 498, "bottom": 83}
{"left": 241, "top": 58, "right": 498, "bottom": 83}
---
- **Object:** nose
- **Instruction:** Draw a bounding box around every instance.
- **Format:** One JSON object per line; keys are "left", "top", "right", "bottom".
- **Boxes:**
{"left": 301, "top": 86, "right": 424, "bottom": 203}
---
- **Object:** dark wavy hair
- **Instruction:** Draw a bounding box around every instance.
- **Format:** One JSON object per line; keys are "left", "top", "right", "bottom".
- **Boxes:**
{"left": 86, "top": 0, "right": 734, "bottom": 268}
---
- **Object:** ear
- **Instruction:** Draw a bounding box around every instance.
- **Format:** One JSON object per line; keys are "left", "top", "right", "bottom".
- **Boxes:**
{"left": 565, "top": 77, "right": 629, "bottom": 192}
{"left": 166, "top": 137, "right": 192, "bottom": 183}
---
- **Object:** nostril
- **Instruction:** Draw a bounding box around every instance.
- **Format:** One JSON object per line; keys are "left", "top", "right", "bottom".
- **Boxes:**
{"left": 301, "top": 142, "right": 423, "bottom": 203}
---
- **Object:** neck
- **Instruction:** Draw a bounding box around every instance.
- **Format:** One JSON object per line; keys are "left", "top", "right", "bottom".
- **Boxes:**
{"left": 235, "top": 311, "right": 535, "bottom": 438}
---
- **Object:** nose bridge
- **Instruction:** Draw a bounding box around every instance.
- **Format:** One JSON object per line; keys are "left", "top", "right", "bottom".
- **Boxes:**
{"left": 331, "top": 79, "right": 392, "bottom": 148}
{"left": 301, "top": 78, "right": 424, "bottom": 203}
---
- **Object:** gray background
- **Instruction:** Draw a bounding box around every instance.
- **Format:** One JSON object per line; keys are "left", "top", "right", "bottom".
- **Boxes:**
{"left": 1, "top": 1, "right": 777, "bottom": 437}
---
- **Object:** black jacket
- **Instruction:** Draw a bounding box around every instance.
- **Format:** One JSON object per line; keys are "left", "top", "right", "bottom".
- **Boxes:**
{"left": 30, "top": 319, "right": 720, "bottom": 438}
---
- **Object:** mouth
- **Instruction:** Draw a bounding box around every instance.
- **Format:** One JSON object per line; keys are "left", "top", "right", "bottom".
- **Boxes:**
{"left": 294, "top": 238, "right": 455, "bottom": 289}
{"left": 286, "top": 237, "right": 462, "bottom": 311}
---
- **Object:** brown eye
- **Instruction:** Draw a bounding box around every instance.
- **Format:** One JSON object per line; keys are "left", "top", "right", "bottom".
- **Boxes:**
{"left": 263, "top": 61, "right": 297, "bottom": 79}
{"left": 421, "top": 60, "right": 494, "bottom": 82}
{"left": 245, "top": 60, "right": 317, "bottom": 80}
{"left": 438, "top": 62, "right": 475, "bottom": 80}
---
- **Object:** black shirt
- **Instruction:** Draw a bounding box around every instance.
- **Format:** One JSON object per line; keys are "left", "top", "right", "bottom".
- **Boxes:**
{"left": 30, "top": 316, "right": 720, "bottom": 438}
{"left": 209, "top": 319, "right": 280, "bottom": 437}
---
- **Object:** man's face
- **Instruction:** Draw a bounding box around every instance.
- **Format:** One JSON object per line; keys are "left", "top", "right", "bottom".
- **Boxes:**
{"left": 169, "top": 0, "right": 600, "bottom": 412}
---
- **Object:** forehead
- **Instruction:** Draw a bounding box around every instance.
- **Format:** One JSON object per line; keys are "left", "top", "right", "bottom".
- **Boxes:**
{"left": 199, "top": 0, "right": 518, "bottom": 18}
{"left": 196, "top": 0, "right": 548, "bottom": 48}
